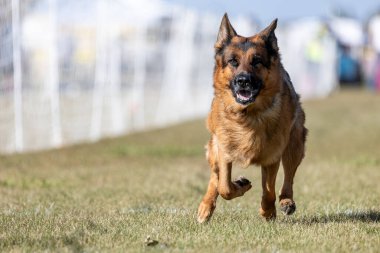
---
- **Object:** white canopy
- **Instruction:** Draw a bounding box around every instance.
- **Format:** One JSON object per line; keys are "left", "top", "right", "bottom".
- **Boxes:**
{"left": 329, "top": 17, "right": 364, "bottom": 47}
{"left": 368, "top": 15, "right": 380, "bottom": 52}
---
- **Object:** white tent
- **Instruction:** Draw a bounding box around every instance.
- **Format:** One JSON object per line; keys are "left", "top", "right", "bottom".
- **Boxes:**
{"left": 329, "top": 17, "right": 364, "bottom": 47}
{"left": 368, "top": 14, "right": 380, "bottom": 52}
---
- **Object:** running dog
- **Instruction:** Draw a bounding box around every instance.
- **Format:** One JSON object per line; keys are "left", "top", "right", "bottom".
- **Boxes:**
{"left": 197, "top": 14, "right": 307, "bottom": 223}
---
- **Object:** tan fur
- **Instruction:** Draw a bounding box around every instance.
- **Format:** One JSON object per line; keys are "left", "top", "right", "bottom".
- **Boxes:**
{"left": 197, "top": 14, "right": 307, "bottom": 223}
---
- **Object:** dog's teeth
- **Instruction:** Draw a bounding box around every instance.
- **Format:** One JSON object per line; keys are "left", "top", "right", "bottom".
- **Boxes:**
{"left": 238, "top": 94, "right": 250, "bottom": 101}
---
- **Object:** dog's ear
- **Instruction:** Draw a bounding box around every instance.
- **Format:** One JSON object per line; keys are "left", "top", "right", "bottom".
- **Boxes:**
{"left": 215, "top": 13, "right": 237, "bottom": 52}
{"left": 259, "top": 18, "right": 279, "bottom": 55}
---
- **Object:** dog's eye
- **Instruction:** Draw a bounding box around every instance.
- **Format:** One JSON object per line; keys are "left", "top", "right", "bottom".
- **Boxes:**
{"left": 228, "top": 59, "right": 239, "bottom": 67}
{"left": 252, "top": 59, "right": 262, "bottom": 68}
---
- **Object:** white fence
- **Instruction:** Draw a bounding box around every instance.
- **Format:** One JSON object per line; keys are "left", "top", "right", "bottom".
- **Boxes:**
{"left": 0, "top": 0, "right": 338, "bottom": 153}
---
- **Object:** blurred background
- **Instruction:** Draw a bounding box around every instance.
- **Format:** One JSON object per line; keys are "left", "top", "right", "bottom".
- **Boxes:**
{"left": 0, "top": 0, "right": 379, "bottom": 153}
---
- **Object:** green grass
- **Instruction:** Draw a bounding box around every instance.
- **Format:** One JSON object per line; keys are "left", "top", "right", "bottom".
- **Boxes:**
{"left": 0, "top": 89, "right": 380, "bottom": 252}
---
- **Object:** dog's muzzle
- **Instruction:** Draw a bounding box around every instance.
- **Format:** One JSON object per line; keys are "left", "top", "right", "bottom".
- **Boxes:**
{"left": 230, "top": 73, "right": 262, "bottom": 105}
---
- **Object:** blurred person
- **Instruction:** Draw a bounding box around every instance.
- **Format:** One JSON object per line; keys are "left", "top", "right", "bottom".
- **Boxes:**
{"left": 337, "top": 43, "right": 361, "bottom": 84}
{"left": 329, "top": 16, "right": 364, "bottom": 86}
{"left": 362, "top": 44, "right": 377, "bottom": 90}
{"left": 304, "top": 26, "right": 332, "bottom": 94}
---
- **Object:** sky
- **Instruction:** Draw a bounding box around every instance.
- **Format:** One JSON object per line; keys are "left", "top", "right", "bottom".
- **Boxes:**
{"left": 164, "top": 0, "right": 380, "bottom": 25}
{"left": 27, "top": 0, "right": 380, "bottom": 28}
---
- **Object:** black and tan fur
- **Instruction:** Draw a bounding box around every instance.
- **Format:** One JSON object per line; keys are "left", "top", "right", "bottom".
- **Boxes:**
{"left": 197, "top": 14, "right": 307, "bottom": 223}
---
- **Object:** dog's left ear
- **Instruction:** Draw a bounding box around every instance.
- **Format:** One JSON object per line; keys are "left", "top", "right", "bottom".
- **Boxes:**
{"left": 259, "top": 18, "right": 279, "bottom": 54}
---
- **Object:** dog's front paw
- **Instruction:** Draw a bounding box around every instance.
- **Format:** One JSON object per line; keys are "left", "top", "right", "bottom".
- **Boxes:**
{"left": 197, "top": 201, "right": 216, "bottom": 223}
{"left": 232, "top": 176, "right": 252, "bottom": 195}
{"left": 280, "top": 199, "right": 296, "bottom": 215}
{"left": 219, "top": 176, "right": 252, "bottom": 200}
{"left": 234, "top": 176, "right": 251, "bottom": 187}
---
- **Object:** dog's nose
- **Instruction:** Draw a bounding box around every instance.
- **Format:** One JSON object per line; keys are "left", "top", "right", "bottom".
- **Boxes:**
{"left": 235, "top": 75, "right": 251, "bottom": 88}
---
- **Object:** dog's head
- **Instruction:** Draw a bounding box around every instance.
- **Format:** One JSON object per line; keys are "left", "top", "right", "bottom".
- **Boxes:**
{"left": 213, "top": 13, "right": 281, "bottom": 107}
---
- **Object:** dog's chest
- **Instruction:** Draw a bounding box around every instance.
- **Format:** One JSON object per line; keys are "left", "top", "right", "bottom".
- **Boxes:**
{"left": 219, "top": 117, "right": 285, "bottom": 167}
{"left": 222, "top": 126, "right": 263, "bottom": 165}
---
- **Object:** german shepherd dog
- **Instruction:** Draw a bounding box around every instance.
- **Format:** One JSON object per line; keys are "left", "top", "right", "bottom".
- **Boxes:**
{"left": 197, "top": 14, "right": 307, "bottom": 223}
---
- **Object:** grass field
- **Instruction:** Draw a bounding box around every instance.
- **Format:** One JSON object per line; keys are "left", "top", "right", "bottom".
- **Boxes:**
{"left": 0, "top": 89, "right": 379, "bottom": 252}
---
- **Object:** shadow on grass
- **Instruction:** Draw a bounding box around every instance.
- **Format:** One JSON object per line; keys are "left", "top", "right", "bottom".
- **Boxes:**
{"left": 283, "top": 210, "right": 380, "bottom": 224}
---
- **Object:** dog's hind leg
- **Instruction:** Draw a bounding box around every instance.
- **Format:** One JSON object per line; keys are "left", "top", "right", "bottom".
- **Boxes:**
{"left": 279, "top": 125, "right": 307, "bottom": 215}
{"left": 259, "top": 161, "right": 280, "bottom": 220}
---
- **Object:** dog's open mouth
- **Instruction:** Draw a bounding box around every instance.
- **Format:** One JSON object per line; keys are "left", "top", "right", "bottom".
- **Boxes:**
{"left": 236, "top": 89, "right": 253, "bottom": 103}
{"left": 230, "top": 79, "right": 262, "bottom": 105}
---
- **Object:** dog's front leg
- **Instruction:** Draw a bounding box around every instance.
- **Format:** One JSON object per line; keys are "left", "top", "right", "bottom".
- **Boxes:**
{"left": 279, "top": 126, "right": 306, "bottom": 216}
{"left": 197, "top": 166, "right": 219, "bottom": 223}
{"left": 197, "top": 143, "right": 251, "bottom": 223}
{"left": 197, "top": 141, "right": 220, "bottom": 223}
{"left": 217, "top": 151, "right": 252, "bottom": 200}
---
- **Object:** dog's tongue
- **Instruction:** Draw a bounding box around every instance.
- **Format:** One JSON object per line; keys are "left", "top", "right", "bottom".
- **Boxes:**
{"left": 237, "top": 90, "right": 252, "bottom": 101}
